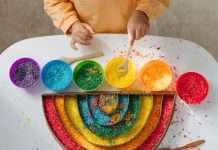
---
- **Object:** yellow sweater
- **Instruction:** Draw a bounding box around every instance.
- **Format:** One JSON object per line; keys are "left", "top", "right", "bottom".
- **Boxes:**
{"left": 44, "top": 0, "right": 170, "bottom": 34}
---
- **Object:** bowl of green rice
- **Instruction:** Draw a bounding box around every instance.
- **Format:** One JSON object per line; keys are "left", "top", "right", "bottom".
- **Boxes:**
{"left": 73, "top": 60, "right": 104, "bottom": 91}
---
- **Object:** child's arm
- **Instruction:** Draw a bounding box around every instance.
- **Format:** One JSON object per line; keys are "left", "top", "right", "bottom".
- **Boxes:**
{"left": 128, "top": 0, "right": 170, "bottom": 44}
{"left": 44, "top": 0, "right": 94, "bottom": 48}
{"left": 44, "top": 0, "right": 79, "bottom": 34}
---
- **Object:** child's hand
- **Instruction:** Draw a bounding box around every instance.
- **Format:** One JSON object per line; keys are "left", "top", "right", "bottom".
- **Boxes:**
{"left": 69, "top": 21, "right": 94, "bottom": 48}
{"left": 127, "top": 10, "right": 150, "bottom": 45}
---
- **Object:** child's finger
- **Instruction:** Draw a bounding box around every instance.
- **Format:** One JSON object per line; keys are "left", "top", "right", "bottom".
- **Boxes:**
{"left": 128, "top": 28, "right": 135, "bottom": 46}
{"left": 77, "top": 31, "right": 92, "bottom": 41}
{"left": 135, "top": 27, "right": 142, "bottom": 40}
{"left": 70, "top": 40, "right": 78, "bottom": 50}
{"left": 81, "top": 25, "right": 93, "bottom": 35}
{"left": 79, "top": 26, "right": 93, "bottom": 39}
{"left": 74, "top": 36, "right": 91, "bottom": 45}
{"left": 141, "top": 26, "right": 147, "bottom": 37}
{"left": 143, "top": 24, "right": 149, "bottom": 35}
{"left": 83, "top": 24, "right": 95, "bottom": 34}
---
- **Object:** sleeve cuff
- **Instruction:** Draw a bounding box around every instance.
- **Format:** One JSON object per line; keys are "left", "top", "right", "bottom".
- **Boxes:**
{"left": 59, "top": 16, "right": 79, "bottom": 34}
{"left": 136, "top": 1, "right": 168, "bottom": 21}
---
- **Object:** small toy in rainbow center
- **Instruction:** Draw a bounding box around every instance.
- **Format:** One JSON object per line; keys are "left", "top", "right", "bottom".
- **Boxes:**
{"left": 9, "top": 57, "right": 40, "bottom": 88}
{"left": 41, "top": 60, "right": 73, "bottom": 91}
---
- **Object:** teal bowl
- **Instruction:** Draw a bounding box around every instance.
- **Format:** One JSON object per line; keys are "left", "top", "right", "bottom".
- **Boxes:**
{"left": 41, "top": 60, "right": 73, "bottom": 91}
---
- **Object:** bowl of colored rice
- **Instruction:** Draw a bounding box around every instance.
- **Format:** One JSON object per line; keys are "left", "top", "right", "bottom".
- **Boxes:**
{"left": 9, "top": 57, "right": 40, "bottom": 88}
{"left": 140, "top": 59, "right": 173, "bottom": 91}
{"left": 105, "top": 57, "right": 136, "bottom": 89}
{"left": 73, "top": 60, "right": 104, "bottom": 91}
{"left": 176, "top": 72, "right": 209, "bottom": 104}
{"left": 41, "top": 60, "right": 73, "bottom": 91}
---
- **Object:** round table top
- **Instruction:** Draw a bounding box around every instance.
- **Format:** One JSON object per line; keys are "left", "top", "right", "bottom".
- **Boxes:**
{"left": 0, "top": 34, "right": 217, "bottom": 149}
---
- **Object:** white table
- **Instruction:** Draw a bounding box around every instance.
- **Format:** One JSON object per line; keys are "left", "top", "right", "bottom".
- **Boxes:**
{"left": 0, "top": 34, "right": 217, "bottom": 150}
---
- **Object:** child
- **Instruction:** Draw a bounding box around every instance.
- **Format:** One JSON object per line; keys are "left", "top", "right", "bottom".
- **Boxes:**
{"left": 44, "top": 0, "right": 169, "bottom": 47}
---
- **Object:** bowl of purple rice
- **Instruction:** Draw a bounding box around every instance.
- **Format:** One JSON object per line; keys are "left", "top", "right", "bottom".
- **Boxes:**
{"left": 9, "top": 57, "right": 40, "bottom": 88}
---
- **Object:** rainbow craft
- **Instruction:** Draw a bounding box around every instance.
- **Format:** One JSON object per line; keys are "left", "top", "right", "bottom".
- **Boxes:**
{"left": 10, "top": 56, "right": 208, "bottom": 149}
{"left": 42, "top": 92, "right": 176, "bottom": 150}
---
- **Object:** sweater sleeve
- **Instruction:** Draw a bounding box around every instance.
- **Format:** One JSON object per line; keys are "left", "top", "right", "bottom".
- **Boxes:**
{"left": 44, "top": 0, "right": 79, "bottom": 34}
{"left": 136, "top": 0, "right": 170, "bottom": 21}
